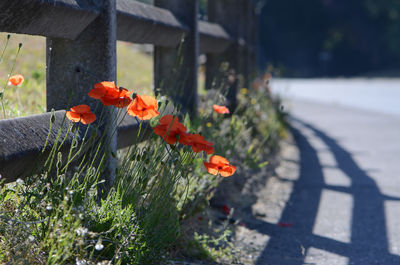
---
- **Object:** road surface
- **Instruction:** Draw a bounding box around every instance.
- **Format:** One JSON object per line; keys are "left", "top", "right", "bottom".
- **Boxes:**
{"left": 252, "top": 79, "right": 400, "bottom": 264}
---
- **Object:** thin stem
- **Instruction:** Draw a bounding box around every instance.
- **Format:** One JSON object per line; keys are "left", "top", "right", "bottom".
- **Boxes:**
{"left": 1, "top": 42, "right": 22, "bottom": 119}
{"left": 0, "top": 34, "right": 10, "bottom": 63}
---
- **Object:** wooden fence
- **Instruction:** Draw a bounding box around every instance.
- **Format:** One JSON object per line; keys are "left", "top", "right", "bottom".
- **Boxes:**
{"left": 0, "top": 0, "right": 258, "bottom": 183}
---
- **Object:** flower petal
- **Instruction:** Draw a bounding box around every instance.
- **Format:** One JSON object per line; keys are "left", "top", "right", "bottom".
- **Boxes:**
{"left": 138, "top": 94, "right": 158, "bottom": 108}
{"left": 89, "top": 82, "right": 114, "bottom": 99}
{"left": 213, "top": 104, "right": 230, "bottom": 114}
{"left": 80, "top": 112, "right": 97, "bottom": 124}
{"left": 220, "top": 165, "right": 236, "bottom": 177}
{"left": 210, "top": 155, "right": 229, "bottom": 165}
{"left": 70, "top": 104, "right": 91, "bottom": 114}
{"left": 203, "top": 162, "right": 219, "bottom": 175}
{"left": 66, "top": 111, "right": 81, "bottom": 122}
{"left": 8, "top": 74, "right": 24, "bottom": 86}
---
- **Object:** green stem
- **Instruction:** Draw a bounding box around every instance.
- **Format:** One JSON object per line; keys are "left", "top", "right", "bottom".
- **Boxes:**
{"left": 1, "top": 42, "right": 22, "bottom": 119}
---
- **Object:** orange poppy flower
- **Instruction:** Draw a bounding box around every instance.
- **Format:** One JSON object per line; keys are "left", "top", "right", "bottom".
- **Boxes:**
{"left": 88, "top": 81, "right": 115, "bottom": 99}
{"left": 153, "top": 115, "right": 187, "bottom": 145}
{"left": 66, "top": 104, "right": 96, "bottom": 125}
{"left": 127, "top": 94, "right": 160, "bottom": 120}
{"left": 213, "top": 104, "right": 230, "bottom": 114}
{"left": 8, "top": 74, "right": 24, "bottom": 86}
{"left": 179, "top": 133, "right": 214, "bottom": 154}
{"left": 88, "top": 81, "right": 132, "bottom": 108}
{"left": 203, "top": 155, "right": 236, "bottom": 177}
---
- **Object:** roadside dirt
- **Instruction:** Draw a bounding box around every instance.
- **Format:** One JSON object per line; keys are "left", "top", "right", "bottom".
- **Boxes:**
{"left": 170, "top": 131, "right": 299, "bottom": 265}
{"left": 168, "top": 129, "right": 299, "bottom": 265}
{"left": 229, "top": 131, "right": 299, "bottom": 264}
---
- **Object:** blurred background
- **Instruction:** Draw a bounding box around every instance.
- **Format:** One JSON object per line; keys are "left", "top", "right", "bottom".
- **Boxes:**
{"left": 2, "top": 0, "right": 400, "bottom": 118}
{"left": 138, "top": 0, "right": 400, "bottom": 78}
{"left": 257, "top": 0, "right": 400, "bottom": 77}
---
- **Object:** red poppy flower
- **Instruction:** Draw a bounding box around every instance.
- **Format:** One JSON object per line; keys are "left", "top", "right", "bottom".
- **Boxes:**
{"left": 8, "top": 74, "right": 24, "bottom": 86}
{"left": 153, "top": 115, "right": 187, "bottom": 145}
{"left": 66, "top": 104, "right": 96, "bottom": 125}
{"left": 127, "top": 94, "right": 160, "bottom": 120}
{"left": 213, "top": 104, "right": 230, "bottom": 114}
{"left": 178, "top": 133, "right": 192, "bottom": 146}
{"left": 88, "top": 81, "right": 132, "bottom": 108}
{"left": 179, "top": 133, "right": 214, "bottom": 154}
{"left": 203, "top": 155, "right": 236, "bottom": 177}
{"left": 222, "top": 205, "right": 230, "bottom": 215}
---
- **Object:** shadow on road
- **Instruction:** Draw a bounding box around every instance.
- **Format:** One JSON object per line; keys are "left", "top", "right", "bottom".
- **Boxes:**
{"left": 246, "top": 116, "right": 400, "bottom": 265}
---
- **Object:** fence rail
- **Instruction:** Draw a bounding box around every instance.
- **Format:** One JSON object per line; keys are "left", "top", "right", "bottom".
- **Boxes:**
{"left": 0, "top": 0, "right": 231, "bottom": 50}
{"left": 0, "top": 0, "right": 258, "bottom": 183}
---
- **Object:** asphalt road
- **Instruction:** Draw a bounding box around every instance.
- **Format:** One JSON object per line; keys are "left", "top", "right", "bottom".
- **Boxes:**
{"left": 271, "top": 78, "right": 400, "bottom": 116}
{"left": 254, "top": 80, "right": 400, "bottom": 265}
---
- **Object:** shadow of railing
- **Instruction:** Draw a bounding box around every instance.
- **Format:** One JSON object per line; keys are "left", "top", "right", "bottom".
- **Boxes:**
{"left": 245, "top": 116, "right": 400, "bottom": 264}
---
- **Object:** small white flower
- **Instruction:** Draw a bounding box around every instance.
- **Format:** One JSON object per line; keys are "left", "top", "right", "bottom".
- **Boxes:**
{"left": 46, "top": 205, "right": 53, "bottom": 211}
{"left": 28, "top": 235, "right": 35, "bottom": 242}
{"left": 16, "top": 178, "right": 24, "bottom": 184}
{"left": 95, "top": 242, "right": 104, "bottom": 251}
{"left": 75, "top": 227, "right": 88, "bottom": 237}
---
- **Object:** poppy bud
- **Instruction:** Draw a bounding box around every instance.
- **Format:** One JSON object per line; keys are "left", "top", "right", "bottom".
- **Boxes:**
{"left": 50, "top": 108, "right": 55, "bottom": 123}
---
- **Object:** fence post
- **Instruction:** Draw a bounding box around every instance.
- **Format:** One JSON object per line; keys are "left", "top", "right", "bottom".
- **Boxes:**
{"left": 46, "top": 0, "right": 117, "bottom": 189}
{"left": 206, "top": 0, "right": 244, "bottom": 111}
{"left": 248, "top": 0, "right": 258, "bottom": 82}
{"left": 154, "top": 0, "right": 199, "bottom": 115}
{"left": 242, "top": 0, "right": 251, "bottom": 90}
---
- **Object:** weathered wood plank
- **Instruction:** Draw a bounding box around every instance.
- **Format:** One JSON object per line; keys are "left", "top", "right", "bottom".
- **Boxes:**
{"left": 199, "top": 21, "right": 231, "bottom": 53}
{"left": 117, "top": 0, "right": 187, "bottom": 47}
{"left": 0, "top": 111, "right": 150, "bottom": 183}
{"left": 0, "top": 0, "right": 232, "bottom": 50}
{"left": 0, "top": 0, "right": 99, "bottom": 40}
{"left": 0, "top": 111, "right": 75, "bottom": 183}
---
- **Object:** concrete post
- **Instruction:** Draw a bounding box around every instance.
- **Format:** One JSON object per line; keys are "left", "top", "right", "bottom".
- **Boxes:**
{"left": 206, "top": 0, "right": 244, "bottom": 111}
{"left": 154, "top": 0, "right": 199, "bottom": 115}
{"left": 46, "top": 0, "right": 117, "bottom": 189}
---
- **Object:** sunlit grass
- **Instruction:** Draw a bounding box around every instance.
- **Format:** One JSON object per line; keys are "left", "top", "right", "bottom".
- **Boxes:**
{"left": 117, "top": 41, "right": 153, "bottom": 95}
{"left": 0, "top": 33, "right": 46, "bottom": 117}
{"left": 0, "top": 34, "right": 153, "bottom": 118}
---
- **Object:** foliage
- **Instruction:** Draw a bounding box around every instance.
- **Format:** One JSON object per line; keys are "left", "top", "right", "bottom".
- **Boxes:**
{"left": 0, "top": 35, "right": 286, "bottom": 264}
